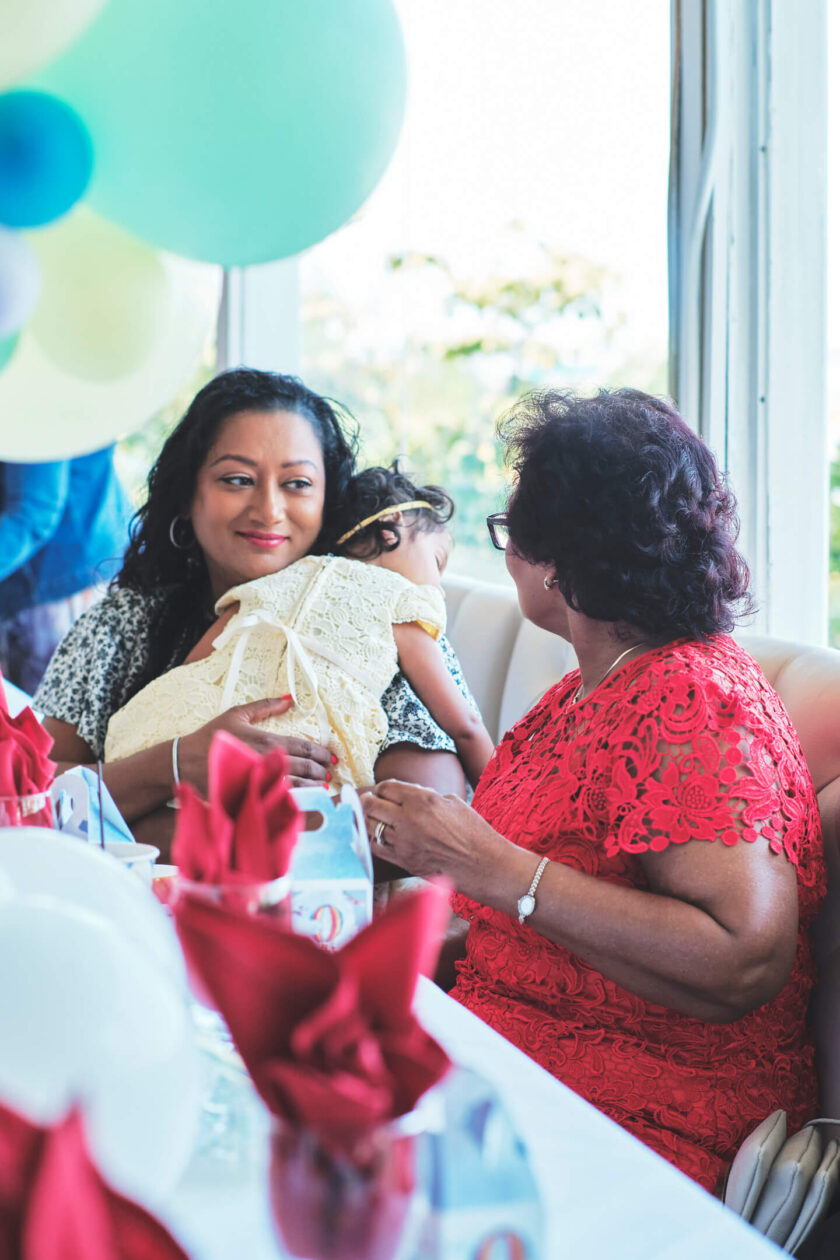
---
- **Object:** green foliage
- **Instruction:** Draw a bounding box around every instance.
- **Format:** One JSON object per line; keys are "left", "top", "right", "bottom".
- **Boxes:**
{"left": 303, "top": 233, "right": 660, "bottom": 579}
{"left": 828, "top": 450, "right": 840, "bottom": 648}
{"left": 114, "top": 232, "right": 668, "bottom": 590}
{"left": 830, "top": 450, "right": 840, "bottom": 572}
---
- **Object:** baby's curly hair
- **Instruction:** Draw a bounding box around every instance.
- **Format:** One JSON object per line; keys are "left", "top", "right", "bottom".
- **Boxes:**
{"left": 500, "top": 388, "right": 753, "bottom": 640}
{"left": 332, "top": 462, "right": 454, "bottom": 559}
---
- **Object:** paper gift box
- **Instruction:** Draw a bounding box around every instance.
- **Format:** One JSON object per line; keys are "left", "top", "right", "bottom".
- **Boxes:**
{"left": 414, "top": 1067, "right": 544, "bottom": 1259}
{"left": 289, "top": 785, "right": 373, "bottom": 949}
{"left": 50, "top": 767, "right": 135, "bottom": 845}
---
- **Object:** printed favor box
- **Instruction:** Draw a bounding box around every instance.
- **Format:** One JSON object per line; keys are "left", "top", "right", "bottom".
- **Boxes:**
{"left": 289, "top": 785, "right": 373, "bottom": 949}
{"left": 415, "top": 1067, "right": 544, "bottom": 1259}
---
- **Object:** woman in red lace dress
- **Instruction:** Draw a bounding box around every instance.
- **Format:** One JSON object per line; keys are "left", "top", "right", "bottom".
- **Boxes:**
{"left": 363, "top": 388, "right": 825, "bottom": 1194}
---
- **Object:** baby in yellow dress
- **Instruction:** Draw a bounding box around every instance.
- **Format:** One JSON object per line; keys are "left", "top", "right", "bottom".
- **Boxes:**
{"left": 104, "top": 467, "right": 493, "bottom": 791}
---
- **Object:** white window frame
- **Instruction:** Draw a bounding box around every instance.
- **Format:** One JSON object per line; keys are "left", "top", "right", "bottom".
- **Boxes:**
{"left": 217, "top": 258, "right": 301, "bottom": 375}
{"left": 671, "top": 0, "right": 828, "bottom": 644}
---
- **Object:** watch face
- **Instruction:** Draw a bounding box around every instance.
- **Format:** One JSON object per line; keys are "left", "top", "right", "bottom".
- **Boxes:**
{"left": 518, "top": 893, "right": 535, "bottom": 917}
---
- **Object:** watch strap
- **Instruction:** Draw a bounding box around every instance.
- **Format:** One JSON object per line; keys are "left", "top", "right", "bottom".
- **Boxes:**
{"left": 517, "top": 856, "right": 550, "bottom": 923}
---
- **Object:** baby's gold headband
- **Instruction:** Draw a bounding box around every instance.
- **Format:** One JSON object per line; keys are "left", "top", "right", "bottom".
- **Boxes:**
{"left": 336, "top": 500, "right": 436, "bottom": 546}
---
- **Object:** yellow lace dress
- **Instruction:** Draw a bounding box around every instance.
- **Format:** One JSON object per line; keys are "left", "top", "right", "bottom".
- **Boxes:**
{"left": 103, "top": 555, "right": 446, "bottom": 790}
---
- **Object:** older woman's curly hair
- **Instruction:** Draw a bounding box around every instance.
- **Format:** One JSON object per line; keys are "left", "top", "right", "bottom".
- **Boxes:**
{"left": 500, "top": 388, "right": 753, "bottom": 640}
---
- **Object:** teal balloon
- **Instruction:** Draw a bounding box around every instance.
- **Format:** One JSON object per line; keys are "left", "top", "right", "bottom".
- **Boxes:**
{"left": 0, "top": 332, "right": 20, "bottom": 372}
{"left": 35, "top": 0, "right": 406, "bottom": 266}
{"left": 0, "top": 89, "right": 93, "bottom": 227}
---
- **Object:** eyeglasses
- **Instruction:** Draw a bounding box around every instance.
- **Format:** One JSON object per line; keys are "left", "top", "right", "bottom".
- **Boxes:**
{"left": 486, "top": 512, "right": 510, "bottom": 551}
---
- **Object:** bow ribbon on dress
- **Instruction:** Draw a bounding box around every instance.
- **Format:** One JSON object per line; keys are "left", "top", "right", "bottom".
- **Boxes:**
{"left": 213, "top": 611, "right": 383, "bottom": 723}
{"left": 214, "top": 611, "right": 324, "bottom": 717}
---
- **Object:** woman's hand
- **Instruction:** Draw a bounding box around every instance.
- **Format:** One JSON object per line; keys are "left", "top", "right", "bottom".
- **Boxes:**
{"left": 363, "top": 778, "right": 525, "bottom": 905}
{"left": 179, "top": 696, "right": 333, "bottom": 792}
{"left": 364, "top": 777, "right": 801, "bottom": 1024}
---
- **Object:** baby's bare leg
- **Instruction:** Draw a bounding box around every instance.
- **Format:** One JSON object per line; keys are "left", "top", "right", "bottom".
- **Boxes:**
{"left": 183, "top": 602, "right": 240, "bottom": 664}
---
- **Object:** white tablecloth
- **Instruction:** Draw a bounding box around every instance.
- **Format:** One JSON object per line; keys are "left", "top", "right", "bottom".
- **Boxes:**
{"left": 164, "top": 979, "right": 782, "bottom": 1259}
{"left": 415, "top": 980, "right": 782, "bottom": 1259}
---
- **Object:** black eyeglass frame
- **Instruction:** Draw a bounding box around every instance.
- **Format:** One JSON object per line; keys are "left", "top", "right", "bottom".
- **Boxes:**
{"left": 486, "top": 512, "right": 510, "bottom": 551}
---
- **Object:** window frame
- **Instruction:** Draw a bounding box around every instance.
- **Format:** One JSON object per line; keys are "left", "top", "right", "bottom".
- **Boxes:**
{"left": 670, "top": 0, "right": 828, "bottom": 644}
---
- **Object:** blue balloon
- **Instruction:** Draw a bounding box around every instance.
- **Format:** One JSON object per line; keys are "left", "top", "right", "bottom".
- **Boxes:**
{"left": 0, "top": 90, "right": 93, "bottom": 228}
{"left": 33, "top": 0, "right": 405, "bottom": 267}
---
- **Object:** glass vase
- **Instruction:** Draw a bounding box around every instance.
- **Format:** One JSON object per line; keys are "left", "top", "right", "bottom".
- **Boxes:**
{"left": 0, "top": 791, "right": 53, "bottom": 828}
{"left": 268, "top": 1118, "right": 420, "bottom": 1260}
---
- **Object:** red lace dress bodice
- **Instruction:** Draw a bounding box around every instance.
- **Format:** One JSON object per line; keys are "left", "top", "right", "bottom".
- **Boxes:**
{"left": 451, "top": 637, "right": 825, "bottom": 1192}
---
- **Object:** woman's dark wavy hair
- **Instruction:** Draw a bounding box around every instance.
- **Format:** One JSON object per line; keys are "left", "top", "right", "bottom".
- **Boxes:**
{"left": 118, "top": 367, "right": 358, "bottom": 687}
{"left": 332, "top": 462, "right": 454, "bottom": 559}
{"left": 500, "top": 388, "right": 753, "bottom": 640}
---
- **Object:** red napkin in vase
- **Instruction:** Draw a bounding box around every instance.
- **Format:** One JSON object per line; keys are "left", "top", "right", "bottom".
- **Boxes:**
{"left": 0, "top": 1103, "right": 189, "bottom": 1260}
{"left": 174, "top": 884, "right": 452, "bottom": 1157}
{"left": 0, "top": 671, "right": 55, "bottom": 799}
{"left": 172, "top": 730, "right": 301, "bottom": 882}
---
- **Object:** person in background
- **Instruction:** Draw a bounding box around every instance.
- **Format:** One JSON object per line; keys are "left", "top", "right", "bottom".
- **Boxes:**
{"left": 0, "top": 450, "right": 131, "bottom": 694}
{"left": 35, "top": 369, "right": 475, "bottom": 856}
{"left": 103, "top": 463, "right": 493, "bottom": 791}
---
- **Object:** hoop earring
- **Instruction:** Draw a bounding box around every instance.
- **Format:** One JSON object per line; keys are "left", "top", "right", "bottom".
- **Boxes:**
{"left": 169, "top": 516, "right": 193, "bottom": 551}
{"left": 543, "top": 574, "right": 558, "bottom": 592}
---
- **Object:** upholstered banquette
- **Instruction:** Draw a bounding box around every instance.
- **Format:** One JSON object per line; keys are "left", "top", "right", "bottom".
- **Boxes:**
{"left": 443, "top": 572, "right": 840, "bottom": 1115}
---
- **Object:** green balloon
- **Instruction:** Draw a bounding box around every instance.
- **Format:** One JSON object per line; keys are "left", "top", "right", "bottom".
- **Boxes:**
{"left": 34, "top": 0, "right": 405, "bottom": 267}
{"left": 0, "top": 332, "right": 19, "bottom": 372}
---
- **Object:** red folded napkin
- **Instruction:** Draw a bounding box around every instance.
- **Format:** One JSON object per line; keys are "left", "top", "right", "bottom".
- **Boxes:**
{"left": 172, "top": 730, "right": 301, "bottom": 883}
{"left": 174, "top": 884, "right": 451, "bottom": 1157}
{"left": 0, "top": 1103, "right": 189, "bottom": 1260}
{"left": 0, "top": 671, "right": 55, "bottom": 800}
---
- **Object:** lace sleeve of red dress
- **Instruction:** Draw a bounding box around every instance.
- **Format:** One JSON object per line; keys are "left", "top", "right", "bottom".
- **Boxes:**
{"left": 453, "top": 637, "right": 824, "bottom": 921}
{"left": 602, "top": 641, "right": 816, "bottom": 871}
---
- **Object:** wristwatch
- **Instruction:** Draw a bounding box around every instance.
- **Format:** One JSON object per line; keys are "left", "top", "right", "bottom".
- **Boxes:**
{"left": 517, "top": 856, "right": 550, "bottom": 924}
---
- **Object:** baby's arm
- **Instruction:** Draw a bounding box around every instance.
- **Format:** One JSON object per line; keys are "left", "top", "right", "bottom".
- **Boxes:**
{"left": 392, "top": 621, "right": 494, "bottom": 789}
{"left": 183, "top": 602, "right": 240, "bottom": 664}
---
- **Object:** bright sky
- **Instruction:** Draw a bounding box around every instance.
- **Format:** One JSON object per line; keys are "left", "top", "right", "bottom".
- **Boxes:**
{"left": 304, "top": 0, "right": 670, "bottom": 364}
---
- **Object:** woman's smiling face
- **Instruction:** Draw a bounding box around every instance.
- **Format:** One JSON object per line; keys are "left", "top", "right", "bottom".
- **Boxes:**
{"left": 189, "top": 408, "right": 326, "bottom": 598}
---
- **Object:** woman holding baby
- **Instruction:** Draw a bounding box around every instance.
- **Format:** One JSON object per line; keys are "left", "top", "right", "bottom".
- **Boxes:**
{"left": 35, "top": 368, "right": 485, "bottom": 849}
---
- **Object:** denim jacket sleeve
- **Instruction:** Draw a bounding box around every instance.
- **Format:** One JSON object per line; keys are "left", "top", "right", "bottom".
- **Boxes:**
{"left": 0, "top": 462, "right": 71, "bottom": 583}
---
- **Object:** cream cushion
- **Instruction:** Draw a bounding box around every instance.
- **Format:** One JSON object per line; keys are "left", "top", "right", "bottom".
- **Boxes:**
{"left": 443, "top": 573, "right": 574, "bottom": 744}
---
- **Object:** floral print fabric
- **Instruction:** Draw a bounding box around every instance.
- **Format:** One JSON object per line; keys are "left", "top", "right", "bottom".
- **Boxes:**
{"left": 451, "top": 636, "right": 825, "bottom": 1192}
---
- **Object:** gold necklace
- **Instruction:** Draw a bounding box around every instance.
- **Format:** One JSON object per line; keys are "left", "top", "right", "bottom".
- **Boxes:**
{"left": 572, "top": 642, "right": 649, "bottom": 704}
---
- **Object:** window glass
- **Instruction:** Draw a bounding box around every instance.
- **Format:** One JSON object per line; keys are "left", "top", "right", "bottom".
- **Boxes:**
{"left": 301, "top": 0, "right": 670, "bottom": 581}
{"left": 828, "top": 1, "right": 840, "bottom": 644}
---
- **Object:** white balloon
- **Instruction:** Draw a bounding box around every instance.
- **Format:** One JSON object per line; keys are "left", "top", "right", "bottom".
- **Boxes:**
{"left": 0, "top": 227, "right": 41, "bottom": 338}
{"left": 0, "top": 897, "right": 200, "bottom": 1206}
{"left": 29, "top": 207, "right": 170, "bottom": 382}
{"left": 0, "top": 828, "right": 185, "bottom": 985}
{"left": 0, "top": 865, "right": 14, "bottom": 902}
{"left": 0, "top": 230, "right": 221, "bottom": 459}
{"left": 0, "top": 0, "right": 110, "bottom": 90}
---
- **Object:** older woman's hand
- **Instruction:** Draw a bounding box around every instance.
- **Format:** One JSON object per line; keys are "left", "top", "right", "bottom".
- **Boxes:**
{"left": 179, "top": 696, "right": 333, "bottom": 793}
{"left": 363, "top": 779, "right": 524, "bottom": 904}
